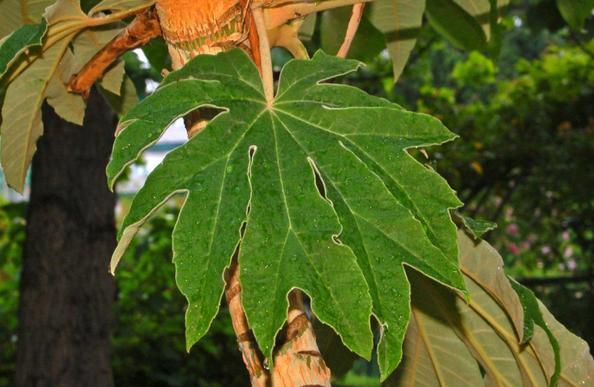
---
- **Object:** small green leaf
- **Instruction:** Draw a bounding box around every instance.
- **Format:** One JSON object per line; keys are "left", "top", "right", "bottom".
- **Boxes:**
{"left": 426, "top": 0, "right": 487, "bottom": 51}
{"left": 0, "top": 20, "right": 47, "bottom": 82}
{"left": 456, "top": 213, "right": 497, "bottom": 239}
{"left": 108, "top": 50, "right": 466, "bottom": 372}
{"left": 556, "top": 0, "right": 594, "bottom": 30}
{"left": 509, "top": 278, "right": 561, "bottom": 386}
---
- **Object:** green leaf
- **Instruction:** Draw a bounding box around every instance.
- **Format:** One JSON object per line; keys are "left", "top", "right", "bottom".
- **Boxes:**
{"left": 426, "top": 0, "right": 487, "bottom": 51}
{"left": 556, "top": 0, "right": 594, "bottom": 30}
{"left": 455, "top": 213, "right": 497, "bottom": 239}
{"left": 320, "top": 7, "right": 385, "bottom": 61}
{"left": 107, "top": 49, "right": 466, "bottom": 372}
{"left": 510, "top": 278, "right": 561, "bottom": 386}
{"left": 387, "top": 231, "right": 594, "bottom": 386}
{"left": 142, "top": 37, "right": 170, "bottom": 74}
{"left": 368, "top": 0, "right": 426, "bottom": 82}
{"left": 0, "top": 20, "right": 47, "bottom": 81}
{"left": 454, "top": 0, "right": 509, "bottom": 40}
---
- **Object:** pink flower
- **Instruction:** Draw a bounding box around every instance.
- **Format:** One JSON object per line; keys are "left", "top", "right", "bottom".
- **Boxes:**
{"left": 508, "top": 243, "right": 520, "bottom": 255}
{"left": 563, "top": 246, "right": 573, "bottom": 258}
{"left": 506, "top": 223, "right": 519, "bottom": 236}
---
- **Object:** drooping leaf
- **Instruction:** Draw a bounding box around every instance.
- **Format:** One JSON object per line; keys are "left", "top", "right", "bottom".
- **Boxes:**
{"left": 387, "top": 231, "right": 594, "bottom": 386}
{"left": 0, "top": 0, "right": 21, "bottom": 38}
{"left": 556, "top": 0, "right": 594, "bottom": 30}
{"left": 299, "top": 13, "right": 317, "bottom": 42}
{"left": 425, "top": 0, "right": 487, "bottom": 51}
{"left": 537, "top": 299, "right": 594, "bottom": 387}
{"left": 107, "top": 49, "right": 466, "bottom": 373}
{"left": 46, "top": 48, "right": 86, "bottom": 125}
{"left": 0, "top": 0, "right": 55, "bottom": 38}
{"left": 100, "top": 60, "right": 125, "bottom": 96}
{"left": 0, "top": 20, "right": 47, "bottom": 81}
{"left": 454, "top": 0, "right": 509, "bottom": 40}
{"left": 510, "top": 278, "right": 561, "bottom": 386}
{"left": 71, "top": 26, "right": 126, "bottom": 94}
{"left": 22, "top": 0, "right": 56, "bottom": 24}
{"left": 0, "top": 0, "right": 90, "bottom": 191}
{"left": 320, "top": 6, "right": 385, "bottom": 61}
{"left": 100, "top": 75, "right": 138, "bottom": 116}
{"left": 368, "top": 0, "right": 426, "bottom": 82}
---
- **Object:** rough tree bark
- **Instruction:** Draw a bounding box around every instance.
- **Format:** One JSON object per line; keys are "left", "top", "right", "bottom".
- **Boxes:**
{"left": 15, "top": 89, "right": 117, "bottom": 387}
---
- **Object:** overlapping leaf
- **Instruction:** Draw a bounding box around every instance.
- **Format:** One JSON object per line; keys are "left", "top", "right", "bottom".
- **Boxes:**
{"left": 368, "top": 0, "right": 426, "bottom": 81}
{"left": 0, "top": 21, "right": 47, "bottom": 79}
{"left": 387, "top": 231, "right": 594, "bottom": 386}
{"left": 0, "top": 0, "right": 90, "bottom": 191}
{"left": 107, "top": 49, "right": 466, "bottom": 377}
{"left": 368, "top": 0, "right": 508, "bottom": 81}
{"left": 0, "top": 0, "right": 151, "bottom": 191}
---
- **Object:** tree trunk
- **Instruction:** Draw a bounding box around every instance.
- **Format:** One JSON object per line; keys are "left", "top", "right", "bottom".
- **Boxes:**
{"left": 15, "top": 89, "right": 117, "bottom": 387}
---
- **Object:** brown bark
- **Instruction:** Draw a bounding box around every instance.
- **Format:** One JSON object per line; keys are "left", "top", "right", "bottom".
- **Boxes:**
{"left": 15, "top": 89, "right": 117, "bottom": 387}
{"left": 272, "top": 292, "right": 331, "bottom": 387}
{"left": 225, "top": 258, "right": 270, "bottom": 387}
{"left": 69, "top": 9, "right": 162, "bottom": 96}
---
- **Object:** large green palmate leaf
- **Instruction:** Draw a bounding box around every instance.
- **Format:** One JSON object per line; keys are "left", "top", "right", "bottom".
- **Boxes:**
{"left": 387, "top": 231, "right": 594, "bottom": 387}
{"left": 107, "top": 49, "right": 466, "bottom": 378}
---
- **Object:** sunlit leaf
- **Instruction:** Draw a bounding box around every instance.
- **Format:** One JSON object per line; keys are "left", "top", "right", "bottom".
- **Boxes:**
{"left": 0, "top": 0, "right": 90, "bottom": 191}
{"left": 46, "top": 49, "right": 86, "bottom": 125}
{"left": 368, "top": 0, "right": 426, "bottom": 82}
{"left": 387, "top": 231, "right": 594, "bottom": 386}
{"left": 107, "top": 50, "right": 466, "bottom": 373}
